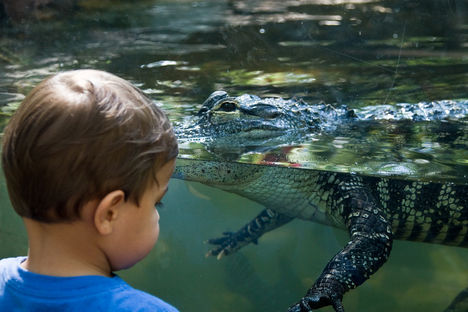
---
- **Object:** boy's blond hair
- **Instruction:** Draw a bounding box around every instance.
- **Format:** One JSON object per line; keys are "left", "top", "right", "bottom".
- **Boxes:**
{"left": 1, "top": 69, "right": 178, "bottom": 222}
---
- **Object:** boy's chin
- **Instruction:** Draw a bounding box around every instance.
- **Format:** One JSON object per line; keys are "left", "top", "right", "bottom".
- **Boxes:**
{"left": 110, "top": 250, "right": 153, "bottom": 272}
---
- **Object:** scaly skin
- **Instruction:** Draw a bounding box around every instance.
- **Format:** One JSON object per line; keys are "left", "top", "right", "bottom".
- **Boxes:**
{"left": 176, "top": 91, "right": 468, "bottom": 150}
{"left": 173, "top": 159, "right": 468, "bottom": 311}
{"left": 174, "top": 93, "right": 468, "bottom": 311}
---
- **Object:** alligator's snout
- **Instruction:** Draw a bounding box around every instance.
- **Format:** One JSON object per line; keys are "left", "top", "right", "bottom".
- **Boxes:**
{"left": 192, "top": 92, "right": 290, "bottom": 138}
{"left": 177, "top": 91, "right": 321, "bottom": 144}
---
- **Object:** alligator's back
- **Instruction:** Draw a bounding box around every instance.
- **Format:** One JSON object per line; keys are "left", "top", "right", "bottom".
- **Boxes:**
{"left": 174, "top": 159, "right": 468, "bottom": 248}
{"left": 363, "top": 176, "right": 467, "bottom": 247}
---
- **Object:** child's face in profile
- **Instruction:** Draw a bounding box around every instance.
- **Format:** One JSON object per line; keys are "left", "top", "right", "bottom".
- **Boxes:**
{"left": 109, "top": 159, "right": 176, "bottom": 270}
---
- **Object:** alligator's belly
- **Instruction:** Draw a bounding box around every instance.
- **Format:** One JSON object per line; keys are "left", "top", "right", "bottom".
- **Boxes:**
{"left": 232, "top": 166, "right": 344, "bottom": 227}
{"left": 174, "top": 159, "right": 467, "bottom": 247}
{"left": 232, "top": 167, "right": 468, "bottom": 248}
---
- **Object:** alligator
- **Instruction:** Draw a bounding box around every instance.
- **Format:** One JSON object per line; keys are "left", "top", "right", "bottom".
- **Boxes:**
{"left": 176, "top": 91, "right": 468, "bottom": 154}
{"left": 173, "top": 92, "right": 468, "bottom": 311}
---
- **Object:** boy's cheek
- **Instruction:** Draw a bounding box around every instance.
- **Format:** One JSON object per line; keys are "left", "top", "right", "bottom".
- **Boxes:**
{"left": 106, "top": 207, "right": 160, "bottom": 270}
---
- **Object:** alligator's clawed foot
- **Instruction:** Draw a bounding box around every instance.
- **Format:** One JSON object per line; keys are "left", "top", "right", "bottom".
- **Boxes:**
{"left": 205, "top": 232, "right": 238, "bottom": 259}
{"left": 288, "top": 286, "right": 345, "bottom": 312}
{"left": 288, "top": 296, "right": 344, "bottom": 312}
{"left": 203, "top": 209, "right": 293, "bottom": 259}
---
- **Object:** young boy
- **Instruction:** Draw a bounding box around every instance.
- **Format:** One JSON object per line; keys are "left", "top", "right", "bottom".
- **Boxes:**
{"left": 0, "top": 69, "right": 179, "bottom": 311}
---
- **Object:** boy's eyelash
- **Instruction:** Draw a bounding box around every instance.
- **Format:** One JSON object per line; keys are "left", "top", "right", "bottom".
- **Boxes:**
{"left": 155, "top": 202, "right": 164, "bottom": 209}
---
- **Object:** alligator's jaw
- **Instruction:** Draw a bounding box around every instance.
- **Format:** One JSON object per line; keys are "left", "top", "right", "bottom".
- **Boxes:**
{"left": 173, "top": 158, "right": 263, "bottom": 187}
{"left": 172, "top": 158, "right": 204, "bottom": 182}
{"left": 172, "top": 158, "right": 333, "bottom": 226}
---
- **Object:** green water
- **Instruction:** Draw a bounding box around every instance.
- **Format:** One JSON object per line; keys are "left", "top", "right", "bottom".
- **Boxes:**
{"left": 1, "top": 0, "right": 467, "bottom": 311}
{"left": 1, "top": 174, "right": 467, "bottom": 311}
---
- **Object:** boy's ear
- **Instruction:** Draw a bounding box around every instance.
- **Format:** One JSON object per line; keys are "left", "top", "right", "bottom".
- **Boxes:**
{"left": 94, "top": 190, "right": 126, "bottom": 235}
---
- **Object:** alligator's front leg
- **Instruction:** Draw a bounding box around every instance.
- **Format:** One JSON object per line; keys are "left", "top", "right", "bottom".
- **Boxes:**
{"left": 207, "top": 208, "right": 294, "bottom": 259}
{"left": 289, "top": 182, "right": 393, "bottom": 312}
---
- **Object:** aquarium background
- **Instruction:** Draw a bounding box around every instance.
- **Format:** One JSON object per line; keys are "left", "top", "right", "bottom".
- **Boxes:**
{"left": 1, "top": 1, "right": 467, "bottom": 311}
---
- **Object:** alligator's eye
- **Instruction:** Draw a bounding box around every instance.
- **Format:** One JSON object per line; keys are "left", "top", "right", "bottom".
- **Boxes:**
{"left": 217, "top": 101, "right": 238, "bottom": 112}
{"left": 198, "top": 91, "right": 229, "bottom": 116}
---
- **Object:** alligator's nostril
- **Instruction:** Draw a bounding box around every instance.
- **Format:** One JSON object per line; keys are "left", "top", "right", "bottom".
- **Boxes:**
{"left": 268, "top": 111, "right": 280, "bottom": 118}
{"left": 245, "top": 104, "right": 281, "bottom": 119}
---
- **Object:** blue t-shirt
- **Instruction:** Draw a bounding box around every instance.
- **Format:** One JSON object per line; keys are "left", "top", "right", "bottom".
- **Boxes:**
{"left": 0, "top": 257, "right": 179, "bottom": 312}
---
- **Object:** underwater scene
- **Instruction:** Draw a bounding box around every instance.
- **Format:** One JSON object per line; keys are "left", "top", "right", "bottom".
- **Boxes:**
{"left": 0, "top": 0, "right": 467, "bottom": 311}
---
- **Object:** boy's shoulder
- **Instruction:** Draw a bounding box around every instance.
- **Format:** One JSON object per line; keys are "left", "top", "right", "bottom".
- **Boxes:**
{"left": 110, "top": 277, "right": 179, "bottom": 312}
{"left": 0, "top": 257, "right": 178, "bottom": 312}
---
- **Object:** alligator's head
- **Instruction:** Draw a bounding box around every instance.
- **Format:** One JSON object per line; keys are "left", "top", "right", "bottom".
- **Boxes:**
{"left": 175, "top": 91, "right": 355, "bottom": 152}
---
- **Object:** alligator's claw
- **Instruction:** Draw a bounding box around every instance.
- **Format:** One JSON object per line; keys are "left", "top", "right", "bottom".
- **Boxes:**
{"left": 205, "top": 231, "right": 234, "bottom": 245}
{"left": 288, "top": 281, "right": 345, "bottom": 312}
{"left": 288, "top": 295, "right": 344, "bottom": 312}
{"left": 205, "top": 232, "right": 238, "bottom": 259}
{"left": 205, "top": 209, "right": 294, "bottom": 259}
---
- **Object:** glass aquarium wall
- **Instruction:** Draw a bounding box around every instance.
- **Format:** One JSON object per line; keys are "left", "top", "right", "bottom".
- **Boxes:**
{"left": 1, "top": 1, "right": 467, "bottom": 311}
